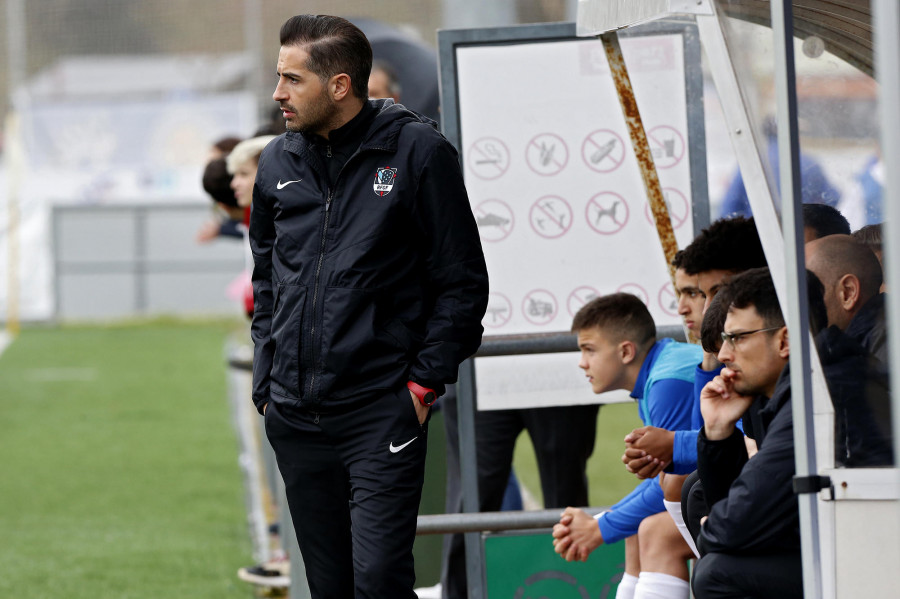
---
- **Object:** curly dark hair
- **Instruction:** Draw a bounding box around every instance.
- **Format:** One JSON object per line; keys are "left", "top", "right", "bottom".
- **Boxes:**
{"left": 803, "top": 203, "right": 850, "bottom": 239}
{"left": 680, "top": 216, "right": 767, "bottom": 275}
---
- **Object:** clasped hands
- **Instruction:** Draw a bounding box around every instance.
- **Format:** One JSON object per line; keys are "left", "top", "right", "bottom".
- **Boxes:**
{"left": 621, "top": 425, "right": 675, "bottom": 479}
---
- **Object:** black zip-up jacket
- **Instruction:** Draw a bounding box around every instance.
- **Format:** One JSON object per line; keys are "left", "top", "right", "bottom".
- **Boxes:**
{"left": 696, "top": 326, "right": 893, "bottom": 556}
{"left": 249, "top": 100, "right": 489, "bottom": 414}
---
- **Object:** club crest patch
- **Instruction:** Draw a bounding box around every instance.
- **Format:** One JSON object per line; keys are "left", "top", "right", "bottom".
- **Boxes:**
{"left": 374, "top": 167, "right": 398, "bottom": 196}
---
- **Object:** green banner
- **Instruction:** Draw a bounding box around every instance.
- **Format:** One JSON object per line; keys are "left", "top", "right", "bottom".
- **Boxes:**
{"left": 484, "top": 529, "right": 625, "bottom": 598}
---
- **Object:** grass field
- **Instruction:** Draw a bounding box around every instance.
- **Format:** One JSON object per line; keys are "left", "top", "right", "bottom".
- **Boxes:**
{"left": 0, "top": 320, "right": 252, "bottom": 599}
{"left": 0, "top": 320, "right": 644, "bottom": 595}
{"left": 512, "top": 402, "right": 645, "bottom": 509}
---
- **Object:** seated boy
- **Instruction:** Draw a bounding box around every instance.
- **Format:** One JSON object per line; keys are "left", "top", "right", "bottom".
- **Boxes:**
{"left": 552, "top": 293, "right": 700, "bottom": 599}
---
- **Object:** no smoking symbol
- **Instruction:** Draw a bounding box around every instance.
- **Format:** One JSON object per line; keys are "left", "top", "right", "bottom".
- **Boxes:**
{"left": 476, "top": 199, "right": 515, "bottom": 243}
{"left": 483, "top": 293, "right": 513, "bottom": 329}
{"left": 530, "top": 195, "right": 573, "bottom": 239}
{"left": 468, "top": 137, "right": 510, "bottom": 180}
{"left": 526, "top": 133, "right": 568, "bottom": 176}
{"left": 522, "top": 289, "right": 558, "bottom": 326}
{"left": 582, "top": 129, "right": 626, "bottom": 173}
{"left": 647, "top": 125, "right": 685, "bottom": 169}
{"left": 586, "top": 192, "right": 629, "bottom": 235}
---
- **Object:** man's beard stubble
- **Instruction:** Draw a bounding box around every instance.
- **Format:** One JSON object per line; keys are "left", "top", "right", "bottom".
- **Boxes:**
{"left": 282, "top": 89, "right": 338, "bottom": 136}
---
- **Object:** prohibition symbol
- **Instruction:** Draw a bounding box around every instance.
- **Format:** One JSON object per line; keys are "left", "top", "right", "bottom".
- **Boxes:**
{"left": 526, "top": 133, "right": 569, "bottom": 176}
{"left": 658, "top": 281, "right": 680, "bottom": 317}
{"left": 568, "top": 286, "right": 600, "bottom": 316}
{"left": 530, "top": 195, "right": 573, "bottom": 239}
{"left": 647, "top": 125, "right": 685, "bottom": 169}
{"left": 468, "top": 137, "right": 510, "bottom": 180}
{"left": 475, "top": 199, "right": 515, "bottom": 242}
{"left": 582, "top": 129, "right": 626, "bottom": 173}
{"left": 617, "top": 283, "right": 649, "bottom": 306}
{"left": 644, "top": 188, "right": 689, "bottom": 229}
{"left": 522, "top": 289, "right": 558, "bottom": 326}
{"left": 483, "top": 293, "right": 513, "bottom": 329}
{"left": 586, "top": 192, "right": 629, "bottom": 235}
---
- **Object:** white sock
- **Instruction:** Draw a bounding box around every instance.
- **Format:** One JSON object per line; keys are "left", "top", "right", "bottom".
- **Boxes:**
{"left": 633, "top": 571, "right": 690, "bottom": 599}
{"left": 664, "top": 499, "right": 700, "bottom": 558}
{"left": 615, "top": 572, "right": 639, "bottom": 599}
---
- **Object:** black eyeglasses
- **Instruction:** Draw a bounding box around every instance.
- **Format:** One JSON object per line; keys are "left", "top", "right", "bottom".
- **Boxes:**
{"left": 720, "top": 327, "right": 782, "bottom": 349}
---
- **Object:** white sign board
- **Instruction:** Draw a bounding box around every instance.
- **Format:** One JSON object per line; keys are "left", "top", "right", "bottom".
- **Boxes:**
{"left": 440, "top": 21, "right": 705, "bottom": 408}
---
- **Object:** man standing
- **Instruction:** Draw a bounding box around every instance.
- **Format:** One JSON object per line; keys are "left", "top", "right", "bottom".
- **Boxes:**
{"left": 249, "top": 15, "right": 488, "bottom": 599}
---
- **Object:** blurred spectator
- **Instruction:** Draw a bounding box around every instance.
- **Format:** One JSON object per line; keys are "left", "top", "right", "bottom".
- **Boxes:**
{"left": 254, "top": 105, "right": 288, "bottom": 136}
{"left": 841, "top": 153, "right": 884, "bottom": 230}
{"left": 368, "top": 59, "right": 402, "bottom": 102}
{"left": 208, "top": 135, "right": 242, "bottom": 162}
{"left": 719, "top": 118, "right": 841, "bottom": 218}
{"left": 225, "top": 135, "right": 275, "bottom": 318}
{"left": 196, "top": 157, "right": 244, "bottom": 243}
{"left": 227, "top": 135, "right": 277, "bottom": 208}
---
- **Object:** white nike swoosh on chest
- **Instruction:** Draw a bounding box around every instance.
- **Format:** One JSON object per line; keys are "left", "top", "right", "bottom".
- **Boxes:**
{"left": 276, "top": 179, "right": 302, "bottom": 190}
{"left": 389, "top": 437, "right": 418, "bottom": 453}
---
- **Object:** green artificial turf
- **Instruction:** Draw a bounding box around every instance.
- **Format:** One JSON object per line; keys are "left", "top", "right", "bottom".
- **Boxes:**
{"left": 0, "top": 321, "right": 253, "bottom": 599}
{"left": 512, "top": 401, "right": 645, "bottom": 508}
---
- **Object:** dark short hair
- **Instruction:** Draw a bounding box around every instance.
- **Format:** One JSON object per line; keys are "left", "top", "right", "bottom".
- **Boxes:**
{"left": 280, "top": 15, "right": 372, "bottom": 100}
{"left": 803, "top": 203, "right": 851, "bottom": 239}
{"left": 727, "top": 267, "right": 784, "bottom": 329}
{"left": 852, "top": 223, "right": 883, "bottom": 254}
{"left": 701, "top": 285, "right": 731, "bottom": 353}
{"left": 202, "top": 158, "right": 237, "bottom": 208}
{"left": 572, "top": 293, "right": 656, "bottom": 349}
{"left": 726, "top": 267, "right": 827, "bottom": 335}
{"left": 680, "top": 216, "right": 767, "bottom": 275}
{"left": 671, "top": 249, "right": 685, "bottom": 270}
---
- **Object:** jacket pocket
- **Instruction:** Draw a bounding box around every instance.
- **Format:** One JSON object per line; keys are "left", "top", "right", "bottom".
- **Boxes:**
{"left": 319, "top": 286, "right": 410, "bottom": 398}
{"left": 270, "top": 283, "right": 307, "bottom": 397}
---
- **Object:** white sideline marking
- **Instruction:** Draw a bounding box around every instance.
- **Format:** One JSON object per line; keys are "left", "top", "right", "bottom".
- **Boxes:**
{"left": 25, "top": 368, "right": 98, "bottom": 382}
{"left": 0, "top": 331, "right": 12, "bottom": 358}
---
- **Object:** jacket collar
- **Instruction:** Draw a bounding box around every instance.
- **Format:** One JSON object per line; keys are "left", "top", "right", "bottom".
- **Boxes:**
{"left": 279, "top": 99, "right": 432, "bottom": 158}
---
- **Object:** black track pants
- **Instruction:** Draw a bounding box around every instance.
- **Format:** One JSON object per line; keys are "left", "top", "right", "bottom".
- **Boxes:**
{"left": 692, "top": 551, "right": 804, "bottom": 598}
{"left": 265, "top": 387, "right": 428, "bottom": 599}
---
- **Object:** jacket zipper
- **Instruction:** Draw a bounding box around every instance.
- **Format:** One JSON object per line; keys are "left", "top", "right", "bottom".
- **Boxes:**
{"left": 304, "top": 142, "right": 388, "bottom": 402}
{"left": 306, "top": 189, "right": 334, "bottom": 400}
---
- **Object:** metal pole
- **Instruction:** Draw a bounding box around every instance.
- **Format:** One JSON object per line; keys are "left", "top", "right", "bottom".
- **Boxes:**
{"left": 5, "top": 0, "right": 26, "bottom": 334}
{"left": 456, "top": 358, "right": 485, "bottom": 599}
{"left": 770, "top": 2, "right": 822, "bottom": 598}
{"left": 6, "top": 0, "right": 26, "bottom": 102}
{"left": 872, "top": 0, "right": 900, "bottom": 488}
{"left": 243, "top": 0, "right": 267, "bottom": 123}
{"left": 417, "top": 507, "right": 606, "bottom": 535}
{"left": 600, "top": 32, "right": 679, "bottom": 281}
